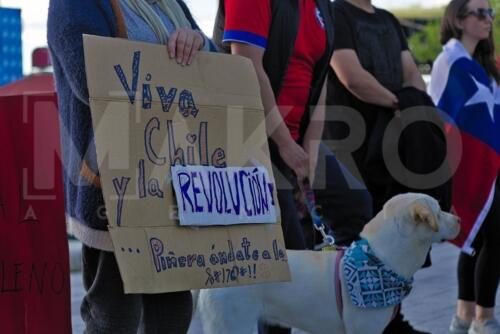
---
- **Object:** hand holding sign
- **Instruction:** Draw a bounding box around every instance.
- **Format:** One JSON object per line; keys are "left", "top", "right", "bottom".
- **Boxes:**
{"left": 167, "top": 27, "right": 205, "bottom": 66}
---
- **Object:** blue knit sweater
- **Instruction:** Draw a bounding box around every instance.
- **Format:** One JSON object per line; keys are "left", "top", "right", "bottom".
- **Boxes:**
{"left": 48, "top": 0, "right": 215, "bottom": 248}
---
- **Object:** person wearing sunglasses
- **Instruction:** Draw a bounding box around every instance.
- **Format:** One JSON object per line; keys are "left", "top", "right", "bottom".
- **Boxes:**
{"left": 465, "top": 7, "right": 496, "bottom": 21}
{"left": 428, "top": 1, "right": 500, "bottom": 333}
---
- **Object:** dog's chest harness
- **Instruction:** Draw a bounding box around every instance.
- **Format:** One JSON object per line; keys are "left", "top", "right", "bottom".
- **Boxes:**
{"left": 334, "top": 239, "right": 412, "bottom": 318}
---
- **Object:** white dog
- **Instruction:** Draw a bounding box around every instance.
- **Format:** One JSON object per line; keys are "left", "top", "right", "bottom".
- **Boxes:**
{"left": 196, "top": 193, "right": 460, "bottom": 334}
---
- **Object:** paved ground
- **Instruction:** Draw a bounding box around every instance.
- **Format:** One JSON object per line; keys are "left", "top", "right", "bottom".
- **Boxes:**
{"left": 71, "top": 242, "right": 500, "bottom": 334}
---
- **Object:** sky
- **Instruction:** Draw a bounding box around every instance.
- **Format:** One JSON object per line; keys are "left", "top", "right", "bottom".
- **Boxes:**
{"left": 0, "top": 0, "right": 449, "bottom": 74}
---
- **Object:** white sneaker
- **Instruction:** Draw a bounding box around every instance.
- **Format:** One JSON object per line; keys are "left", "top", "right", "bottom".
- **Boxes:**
{"left": 450, "top": 315, "right": 472, "bottom": 334}
{"left": 469, "top": 318, "right": 500, "bottom": 334}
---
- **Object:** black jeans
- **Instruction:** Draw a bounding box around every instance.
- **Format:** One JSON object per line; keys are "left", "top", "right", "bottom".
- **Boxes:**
{"left": 81, "top": 245, "right": 192, "bottom": 334}
{"left": 458, "top": 179, "right": 500, "bottom": 308}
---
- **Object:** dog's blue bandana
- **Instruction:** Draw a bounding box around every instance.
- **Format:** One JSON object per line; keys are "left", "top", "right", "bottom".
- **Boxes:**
{"left": 343, "top": 239, "right": 413, "bottom": 309}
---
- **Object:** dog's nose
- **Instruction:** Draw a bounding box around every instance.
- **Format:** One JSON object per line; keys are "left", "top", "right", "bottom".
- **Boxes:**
{"left": 456, "top": 216, "right": 461, "bottom": 225}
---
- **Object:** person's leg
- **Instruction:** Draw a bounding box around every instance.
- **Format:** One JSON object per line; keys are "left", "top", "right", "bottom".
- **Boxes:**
{"left": 313, "top": 144, "right": 373, "bottom": 246}
{"left": 452, "top": 181, "right": 500, "bottom": 333}
{"left": 473, "top": 185, "right": 500, "bottom": 326}
{"left": 449, "top": 251, "right": 478, "bottom": 333}
{"left": 450, "top": 205, "right": 488, "bottom": 334}
{"left": 81, "top": 245, "right": 142, "bottom": 334}
{"left": 457, "top": 250, "right": 478, "bottom": 321}
{"left": 140, "top": 291, "right": 193, "bottom": 334}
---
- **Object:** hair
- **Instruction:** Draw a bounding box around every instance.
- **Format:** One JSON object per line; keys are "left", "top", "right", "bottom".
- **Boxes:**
{"left": 121, "top": 0, "right": 191, "bottom": 44}
{"left": 440, "top": 0, "right": 499, "bottom": 82}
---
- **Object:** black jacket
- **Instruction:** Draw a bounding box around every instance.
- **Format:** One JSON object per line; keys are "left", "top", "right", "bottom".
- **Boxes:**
{"left": 364, "top": 87, "right": 452, "bottom": 212}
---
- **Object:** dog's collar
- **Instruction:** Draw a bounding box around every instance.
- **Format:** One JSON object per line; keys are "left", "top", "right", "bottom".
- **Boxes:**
{"left": 343, "top": 239, "right": 413, "bottom": 309}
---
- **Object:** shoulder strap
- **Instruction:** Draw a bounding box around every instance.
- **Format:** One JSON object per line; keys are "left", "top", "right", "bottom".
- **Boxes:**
{"left": 212, "top": 0, "right": 299, "bottom": 97}
{"left": 263, "top": 0, "right": 299, "bottom": 97}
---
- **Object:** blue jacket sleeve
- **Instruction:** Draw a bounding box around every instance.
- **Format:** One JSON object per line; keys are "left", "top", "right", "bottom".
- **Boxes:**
{"left": 47, "top": 0, "right": 115, "bottom": 105}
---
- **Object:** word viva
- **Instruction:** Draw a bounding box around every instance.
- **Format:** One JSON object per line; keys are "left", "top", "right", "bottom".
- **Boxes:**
{"left": 114, "top": 51, "right": 198, "bottom": 117}
{"left": 113, "top": 50, "right": 228, "bottom": 168}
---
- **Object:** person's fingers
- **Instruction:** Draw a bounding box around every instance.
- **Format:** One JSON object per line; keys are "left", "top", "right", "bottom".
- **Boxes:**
{"left": 279, "top": 141, "right": 309, "bottom": 179}
{"left": 181, "top": 33, "right": 195, "bottom": 66}
{"left": 187, "top": 47, "right": 196, "bottom": 66}
{"left": 299, "top": 149, "right": 308, "bottom": 161}
{"left": 300, "top": 162, "right": 309, "bottom": 180}
{"left": 176, "top": 30, "right": 188, "bottom": 64}
{"left": 167, "top": 30, "right": 178, "bottom": 59}
{"left": 296, "top": 149, "right": 308, "bottom": 166}
{"left": 187, "top": 33, "right": 203, "bottom": 65}
{"left": 296, "top": 164, "right": 307, "bottom": 181}
{"left": 300, "top": 153, "right": 310, "bottom": 180}
{"left": 292, "top": 156, "right": 308, "bottom": 180}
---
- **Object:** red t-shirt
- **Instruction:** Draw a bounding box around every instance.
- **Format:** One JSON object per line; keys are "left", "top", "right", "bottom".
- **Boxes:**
{"left": 224, "top": 0, "right": 327, "bottom": 140}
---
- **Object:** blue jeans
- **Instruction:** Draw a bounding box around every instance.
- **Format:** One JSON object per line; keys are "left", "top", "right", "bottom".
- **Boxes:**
{"left": 81, "top": 245, "right": 192, "bottom": 334}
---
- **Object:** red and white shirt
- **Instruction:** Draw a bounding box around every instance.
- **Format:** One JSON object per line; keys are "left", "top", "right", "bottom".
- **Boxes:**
{"left": 223, "top": 0, "right": 327, "bottom": 140}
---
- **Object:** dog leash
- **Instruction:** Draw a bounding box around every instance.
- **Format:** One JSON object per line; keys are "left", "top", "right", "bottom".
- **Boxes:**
{"left": 298, "top": 178, "right": 335, "bottom": 250}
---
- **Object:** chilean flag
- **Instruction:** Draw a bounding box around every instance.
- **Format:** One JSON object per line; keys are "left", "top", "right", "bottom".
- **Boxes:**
{"left": 429, "top": 39, "right": 500, "bottom": 255}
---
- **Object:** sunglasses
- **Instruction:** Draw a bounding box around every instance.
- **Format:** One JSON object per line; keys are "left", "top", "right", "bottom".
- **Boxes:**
{"left": 464, "top": 8, "right": 496, "bottom": 21}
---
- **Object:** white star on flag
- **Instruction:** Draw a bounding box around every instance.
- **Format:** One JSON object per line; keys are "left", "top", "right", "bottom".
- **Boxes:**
{"left": 464, "top": 76, "right": 496, "bottom": 123}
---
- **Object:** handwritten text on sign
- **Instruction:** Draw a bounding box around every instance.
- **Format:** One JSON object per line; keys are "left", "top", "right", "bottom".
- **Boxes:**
{"left": 84, "top": 35, "right": 290, "bottom": 292}
{"left": 171, "top": 166, "right": 277, "bottom": 226}
{"left": 149, "top": 236, "right": 287, "bottom": 286}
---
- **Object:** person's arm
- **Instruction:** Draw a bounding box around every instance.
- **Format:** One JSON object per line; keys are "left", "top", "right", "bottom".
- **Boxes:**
{"left": 47, "top": 0, "right": 96, "bottom": 105}
{"left": 302, "top": 80, "right": 326, "bottom": 183}
{"left": 388, "top": 11, "right": 426, "bottom": 92}
{"left": 330, "top": 50, "right": 399, "bottom": 109}
{"left": 401, "top": 50, "right": 426, "bottom": 91}
{"left": 231, "top": 42, "right": 309, "bottom": 179}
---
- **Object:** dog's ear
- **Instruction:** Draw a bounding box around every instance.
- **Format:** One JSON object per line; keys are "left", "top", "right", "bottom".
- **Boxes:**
{"left": 410, "top": 201, "right": 439, "bottom": 232}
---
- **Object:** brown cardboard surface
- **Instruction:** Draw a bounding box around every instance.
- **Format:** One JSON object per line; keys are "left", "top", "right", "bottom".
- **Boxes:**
{"left": 83, "top": 35, "right": 290, "bottom": 293}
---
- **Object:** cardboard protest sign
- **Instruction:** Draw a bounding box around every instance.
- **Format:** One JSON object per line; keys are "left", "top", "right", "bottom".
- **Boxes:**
{"left": 171, "top": 165, "right": 278, "bottom": 226}
{"left": 83, "top": 35, "right": 290, "bottom": 293}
